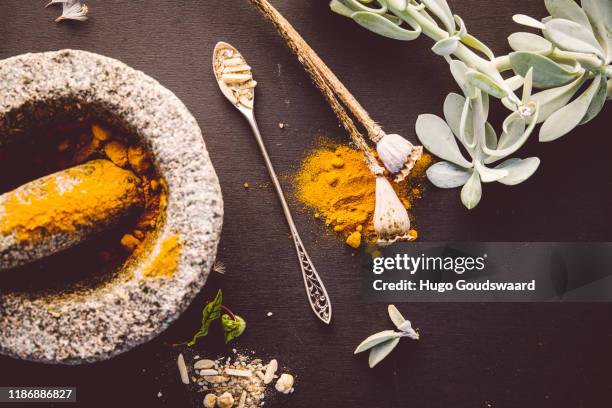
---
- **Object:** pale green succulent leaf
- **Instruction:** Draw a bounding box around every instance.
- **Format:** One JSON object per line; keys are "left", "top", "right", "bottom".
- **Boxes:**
{"left": 344, "top": 0, "right": 388, "bottom": 14}
{"left": 508, "top": 32, "right": 554, "bottom": 54}
{"left": 494, "top": 157, "right": 541, "bottom": 185}
{"left": 580, "top": 74, "right": 608, "bottom": 124}
{"left": 368, "top": 337, "right": 401, "bottom": 368}
{"left": 461, "top": 171, "right": 482, "bottom": 209}
{"left": 387, "top": 0, "right": 408, "bottom": 12}
{"left": 415, "top": 114, "right": 473, "bottom": 168}
{"left": 509, "top": 51, "right": 579, "bottom": 88}
{"left": 505, "top": 75, "right": 525, "bottom": 91}
{"left": 330, "top": 0, "right": 356, "bottom": 18}
{"left": 432, "top": 36, "right": 459, "bottom": 56}
{"left": 544, "top": 0, "right": 592, "bottom": 29}
{"left": 581, "top": 0, "right": 612, "bottom": 62}
{"left": 454, "top": 15, "right": 467, "bottom": 38}
{"left": 539, "top": 74, "right": 603, "bottom": 141}
{"left": 352, "top": 11, "right": 422, "bottom": 40}
{"left": 459, "top": 97, "right": 475, "bottom": 148}
{"left": 475, "top": 161, "right": 509, "bottom": 183}
{"left": 355, "top": 330, "right": 402, "bottom": 354}
{"left": 484, "top": 106, "right": 540, "bottom": 157}
{"left": 421, "top": 0, "right": 455, "bottom": 33}
{"left": 443, "top": 92, "right": 466, "bottom": 137}
{"left": 512, "top": 14, "right": 546, "bottom": 29}
{"left": 543, "top": 18, "right": 604, "bottom": 58}
{"left": 426, "top": 161, "right": 472, "bottom": 188}
{"left": 460, "top": 34, "right": 495, "bottom": 60}
{"left": 466, "top": 71, "right": 508, "bottom": 99}
{"left": 530, "top": 74, "right": 586, "bottom": 123}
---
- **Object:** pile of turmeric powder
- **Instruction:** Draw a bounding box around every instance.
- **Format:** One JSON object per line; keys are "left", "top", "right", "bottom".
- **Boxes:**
{"left": 295, "top": 143, "right": 431, "bottom": 248}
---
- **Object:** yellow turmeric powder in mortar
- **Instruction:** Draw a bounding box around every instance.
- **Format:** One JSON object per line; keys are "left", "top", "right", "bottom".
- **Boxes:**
{"left": 295, "top": 144, "right": 431, "bottom": 248}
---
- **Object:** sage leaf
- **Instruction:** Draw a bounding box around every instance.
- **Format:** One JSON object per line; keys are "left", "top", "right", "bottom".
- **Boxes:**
{"left": 494, "top": 157, "right": 541, "bottom": 185}
{"left": 187, "top": 289, "right": 223, "bottom": 347}
{"left": 475, "top": 161, "right": 508, "bottom": 183}
{"left": 387, "top": 304, "right": 406, "bottom": 329}
{"left": 354, "top": 330, "right": 402, "bottom": 354}
{"left": 432, "top": 36, "right": 459, "bottom": 56}
{"left": 581, "top": 0, "right": 612, "bottom": 62}
{"left": 368, "top": 337, "right": 401, "bottom": 368}
{"left": 426, "top": 161, "right": 472, "bottom": 188}
{"left": 460, "top": 34, "right": 495, "bottom": 60}
{"left": 509, "top": 52, "right": 579, "bottom": 88}
{"left": 530, "top": 74, "right": 585, "bottom": 123}
{"left": 543, "top": 18, "right": 604, "bottom": 58}
{"left": 221, "top": 314, "right": 246, "bottom": 344}
{"left": 415, "top": 114, "right": 473, "bottom": 168}
{"left": 421, "top": 0, "right": 455, "bottom": 33}
{"left": 508, "top": 32, "right": 554, "bottom": 54}
{"left": 461, "top": 170, "right": 482, "bottom": 209}
{"left": 512, "top": 14, "right": 545, "bottom": 29}
{"left": 329, "top": 0, "right": 356, "bottom": 18}
{"left": 544, "top": 0, "right": 591, "bottom": 29}
{"left": 580, "top": 74, "right": 607, "bottom": 124}
{"left": 352, "top": 11, "right": 421, "bottom": 40}
{"left": 539, "top": 74, "right": 602, "bottom": 141}
{"left": 466, "top": 71, "right": 508, "bottom": 98}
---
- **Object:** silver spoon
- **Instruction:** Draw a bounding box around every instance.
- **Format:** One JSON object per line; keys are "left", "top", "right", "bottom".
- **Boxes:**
{"left": 213, "top": 42, "right": 332, "bottom": 324}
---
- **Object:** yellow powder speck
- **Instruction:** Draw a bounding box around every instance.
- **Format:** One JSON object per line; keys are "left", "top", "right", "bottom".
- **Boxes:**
{"left": 345, "top": 231, "right": 362, "bottom": 249}
{"left": 295, "top": 143, "right": 430, "bottom": 246}
{"left": 120, "top": 233, "right": 141, "bottom": 253}
{"left": 104, "top": 141, "right": 129, "bottom": 168}
{"left": 143, "top": 234, "right": 182, "bottom": 279}
{"left": 243, "top": 182, "right": 249, "bottom": 189}
{"left": 91, "top": 124, "right": 112, "bottom": 142}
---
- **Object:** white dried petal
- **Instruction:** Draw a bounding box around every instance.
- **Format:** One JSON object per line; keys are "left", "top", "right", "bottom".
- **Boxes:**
{"left": 177, "top": 353, "right": 189, "bottom": 385}
{"left": 203, "top": 375, "right": 230, "bottom": 384}
{"left": 224, "top": 368, "right": 252, "bottom": 377}
{"left": 263, "top": 359, "right": 277, "bottom": 384}
{"left": 200, "top": 369, "right": 219, "bottom": 376}
{"left": 194, "top": 359, "right": 216, "bottom": 370}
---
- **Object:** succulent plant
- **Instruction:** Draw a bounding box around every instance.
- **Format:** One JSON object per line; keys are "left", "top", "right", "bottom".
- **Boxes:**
{"left": 331, "top": 0, "right": 610, "bottom": 208}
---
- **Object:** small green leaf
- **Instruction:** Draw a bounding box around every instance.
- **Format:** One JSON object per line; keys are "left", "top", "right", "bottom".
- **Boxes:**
{"left": 494, "top": 158, "right": 541, "bottom": 185}
{"left": 355, "top": 330, "right": 402, "bottom": 354}
{"left": 543, "top": 18, "right": 604, "bottom": 58}
{"left": 508, "top": 32, "right": 554, "bottom": 54}
{"left": 427, "top": 161, "right": 472, "bottom": 188}
{"left": 466, "top": 71, "right": 508, "bottom": 99}
{"left": 415, "top": 114, "right": 473, "bottom": 168}
{"left": 368, "top": 338, "right": 400, "bottom": 368}
{"left": 449, "top": 59, "right": 475, "bottom": 98}
{"left": 461, "top": 171, "right": 482, "bottom": 209}
{"left": 187, "top": 289, "right": 223, "bottom": 347}
{"left": 483, "top": 106, "right": 540, "bottom": 158}
{"left": 539, "top": 75, "right": 603, "bottom": 141}
{"left": 544, "top": 0, "right": 591, "bottom": 29}
{"left": 343, "top": 0, "right": 387, "bottom": 14}
{"left": 221, "top": 314, "right": 246, "bottom": 344}
{"left": 509, "top": 52, "right": 579, "bottom": 88}
{"left": 352, "top": 11, "right": 421, "bottom": 40}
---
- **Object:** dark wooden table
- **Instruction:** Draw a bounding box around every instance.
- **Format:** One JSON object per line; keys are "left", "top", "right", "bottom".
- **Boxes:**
{"left": 1, "top": 1, "right": 611, "bottom": 407}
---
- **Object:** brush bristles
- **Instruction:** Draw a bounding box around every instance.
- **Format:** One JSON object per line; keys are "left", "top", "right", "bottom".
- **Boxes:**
{"left": 373, "top": 177, "right": 412, "bottom": 243}
{"left": 376, "top": 134, "right": 421, "bottom": 177}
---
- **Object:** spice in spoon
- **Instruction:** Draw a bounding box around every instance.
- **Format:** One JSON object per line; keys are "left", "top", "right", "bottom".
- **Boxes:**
{"left": 213, "top": 42, "right": 257, "bottom": 110}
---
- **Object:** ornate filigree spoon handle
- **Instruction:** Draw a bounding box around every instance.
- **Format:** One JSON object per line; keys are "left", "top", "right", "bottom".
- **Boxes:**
{"left": 213, "top": 42, "right": 332, "bottom": 324}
